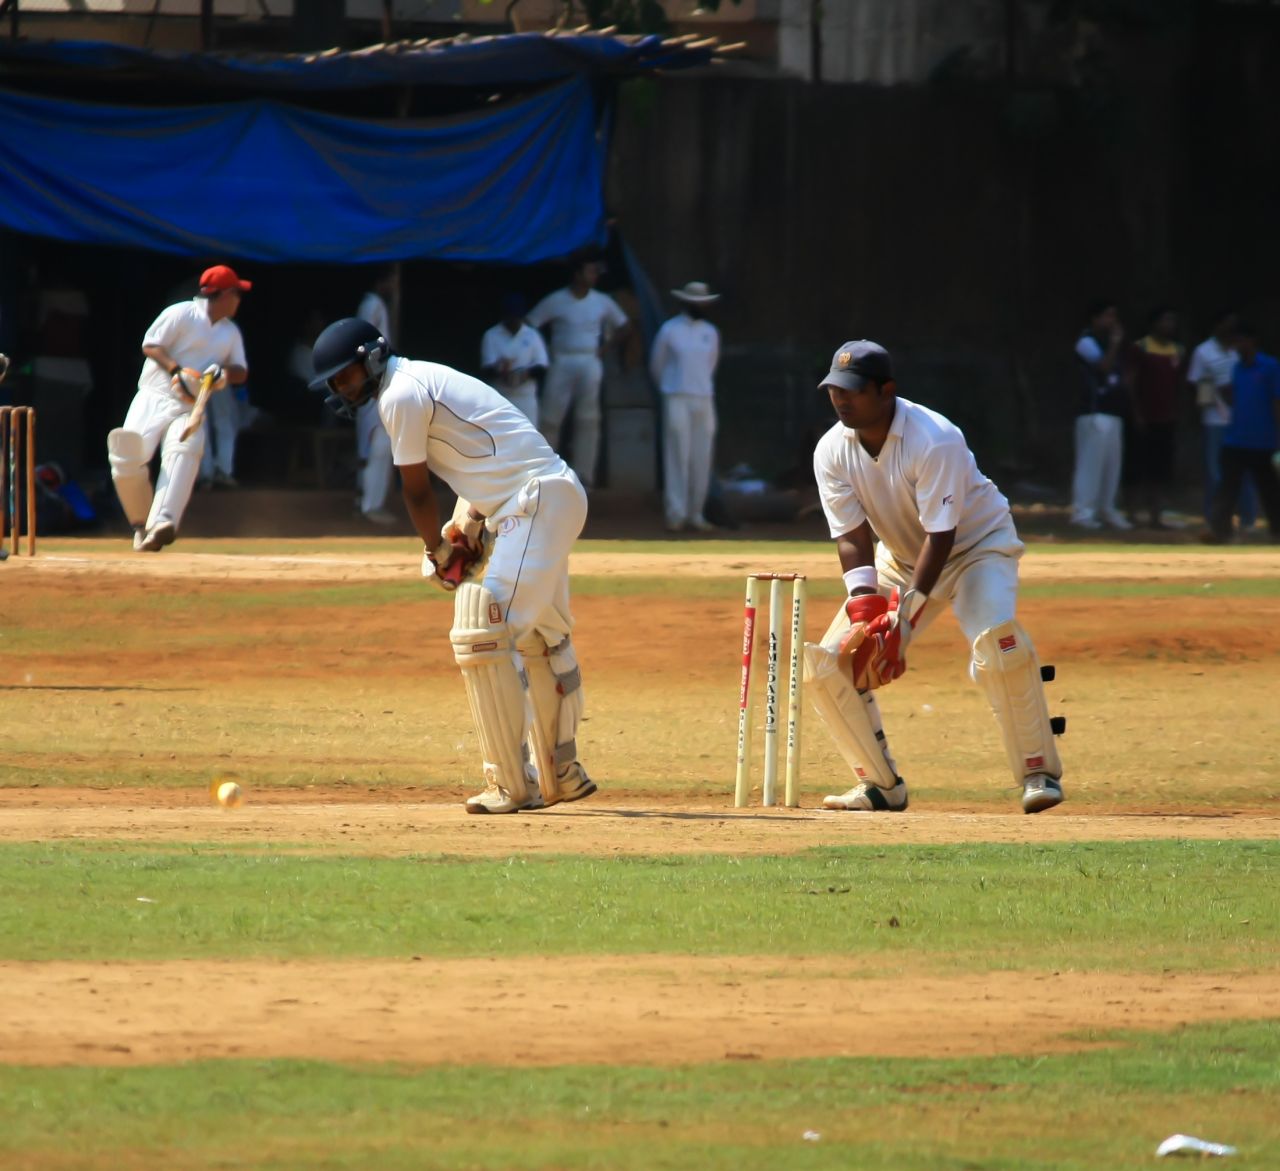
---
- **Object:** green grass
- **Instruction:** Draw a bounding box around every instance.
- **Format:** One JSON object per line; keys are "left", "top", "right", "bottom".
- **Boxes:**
{"left": 0, "top": 1020, "right": 1276, "bottom": 1169}
{"left": 1, "top": 840, "right": 1274, "bottom": 969}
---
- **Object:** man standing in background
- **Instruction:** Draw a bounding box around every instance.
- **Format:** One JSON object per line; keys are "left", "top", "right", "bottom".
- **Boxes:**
{"left": 355, "top": 270, "right": 397, "bottom": 525}
{"left": 1202, "top": 323, "right": 1280, "bottom": 544}
{"left": 650, "top": 281, "right": 721, "bottom": 533}
{"left": 527, "top": 253, "right": 630, "bottom": 490}
{"left": 1126, "top": 307, "right": 1185, "bottom": 529}
{"left": 1188, "top": 310, "right": 1254, "bottom": 532}
{"left": 1070, "top": 300, "right": 1131, "bottom": 531}
{"left": 480, "top": 293, "right": 548, "bottom": 425}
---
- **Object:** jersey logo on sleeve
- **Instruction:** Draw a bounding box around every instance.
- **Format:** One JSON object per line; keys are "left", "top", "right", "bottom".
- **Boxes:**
{"left": 942, "top": 494, "right": 954, "bottom": 505}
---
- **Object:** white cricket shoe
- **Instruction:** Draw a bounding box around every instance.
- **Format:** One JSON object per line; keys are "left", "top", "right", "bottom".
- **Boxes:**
{"left": 1021, "top": 774, "right": 1064, "bottom": 814}
{"left": 131, "top": 527, "right": 147, "bottom": 552}
{"left": 138, "top": 521, "right": 176, "bottom": 552}
{"left": 464, "top": 781, "right": 537, "bottom": 815}
{"left": 822, "top": 778, "right": 909, "bottom": 812}
{"left": 554, "top": 763, "right": 597, "bottom": 804}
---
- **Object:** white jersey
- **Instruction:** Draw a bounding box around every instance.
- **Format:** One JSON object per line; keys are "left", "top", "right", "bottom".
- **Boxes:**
{"left": 480, "top": 321, "right": 550, "bottom": 396}
{"left": 814, "top": 397, "right": 1014, "bottom": 567}
{"left": 357, "top": 292, "right": 392, "bottom": 343}
{"left": 1187, "top": 336, "right": 1237, "bottom": 427}
{"left": 377, "top": 356, "right": 569, "bottom": 517}
{"left": 527, "top": 287, "right": 627, "bottom": 356}
{"left": 649, "top": 313, "right": 719, "bottom": 396}
{"left": 138, "top": 298, "right": 247, "bottom": 401}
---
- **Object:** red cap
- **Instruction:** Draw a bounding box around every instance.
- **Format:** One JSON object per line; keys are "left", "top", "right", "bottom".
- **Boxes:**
{"left": 199, "top": 265, "right": 252, "bottom": 294}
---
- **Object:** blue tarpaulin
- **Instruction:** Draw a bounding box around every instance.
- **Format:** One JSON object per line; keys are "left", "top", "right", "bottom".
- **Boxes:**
{"left": 0, "top": 79, "right": 606, "bottom": 263}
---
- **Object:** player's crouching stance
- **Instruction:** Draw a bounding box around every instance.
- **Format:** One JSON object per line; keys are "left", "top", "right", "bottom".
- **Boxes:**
{"left": 310, "top": 318, "right": 596, "bottom": 814}
{"left": 807, "top": 341, "right": 1066, "bottom": 814}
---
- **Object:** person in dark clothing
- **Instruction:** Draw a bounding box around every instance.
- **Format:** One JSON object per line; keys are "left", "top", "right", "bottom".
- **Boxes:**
{"left": 1125, "top": 306, "right": 1185, "bottom": 529}
{"left": 1070, "top": 300, "right": 1131, "bottom": 529}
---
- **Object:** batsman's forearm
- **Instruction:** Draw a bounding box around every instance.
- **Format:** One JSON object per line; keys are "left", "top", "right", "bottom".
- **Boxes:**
{"left": 909, "top": 530, "right": 955, "bottom": 598}
{"left": 226, "top": 365, "right": 248, "bottom": 386}
{"left": 402, "top": 485, "right": 441, "bottom": 550}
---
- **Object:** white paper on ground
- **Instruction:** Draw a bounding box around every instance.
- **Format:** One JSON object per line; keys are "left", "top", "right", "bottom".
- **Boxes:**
{"left": 1156, "top": 1134, "right": 1237, "bottom": 1158}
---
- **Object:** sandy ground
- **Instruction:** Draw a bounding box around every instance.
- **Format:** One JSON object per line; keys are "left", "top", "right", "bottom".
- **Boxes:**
{"left": 0, "top": 792, "right": 1276, "bottom": 854}
{"left": 8, "top": 544, "right": 1280, "bottom": 582}
{"left": 4, "top": 957, "right": 1278, "bottom": 1068}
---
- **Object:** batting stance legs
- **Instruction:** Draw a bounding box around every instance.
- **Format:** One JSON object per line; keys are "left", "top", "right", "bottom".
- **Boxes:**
{"left": 807, "top": 541, "right": 1064, "bottom": 813}
{"left": 108, "top": 390, "right": 206, "bottom": 552}
{"left": 450, "top": 472, "right": 595, "bottom": 814}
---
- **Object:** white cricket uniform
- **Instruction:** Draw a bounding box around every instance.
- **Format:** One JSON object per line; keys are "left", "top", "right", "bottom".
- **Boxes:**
{"left": 650, "top": 312, "right": 719, "bottom": 528}
{"left": 1187, "top": 337, "right": 1237, "bottom": 430}
{"left": 814, "top": 397, "right": 1022, "bottom": 645}
{"left": 527, "top": 287, "right": 628, "bottom": 489}
{"left": 377, "top": 356, "right": 587, "bottom": 644}
{"left": 356, "top": 291, "right": 394, "bottom": 515}
{"left": 480, "top": 321, "right": 549, "bottom": 426}
{"left": 113, "top": 297, "right": 247, "bottom": 530}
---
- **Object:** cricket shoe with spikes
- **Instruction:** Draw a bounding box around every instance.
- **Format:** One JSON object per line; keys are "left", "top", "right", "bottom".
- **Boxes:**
{"left": 822, "top": 778, "right": 909, "bottom": 812}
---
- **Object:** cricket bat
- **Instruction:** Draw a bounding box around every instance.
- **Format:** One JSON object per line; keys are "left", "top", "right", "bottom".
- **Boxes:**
{"left": 179, "top": 367, "right": 219, "bottom": 442}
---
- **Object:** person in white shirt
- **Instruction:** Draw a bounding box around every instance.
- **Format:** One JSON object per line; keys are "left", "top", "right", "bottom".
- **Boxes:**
{"left": 1187, "top": 310, "right": 1254, "bottom": 529}
{"left": 527, "top": 255, "right": 630, "bottom": 489}
{"left": 806, "top": 340, "right": 1066, "bottom": 815}
{"left": 309, "top": 317, "right": 597, "bottom": 816}
{"left": 355, "top": 272, "right": 398, "bottom": 525}
{"left": 480, "top": 293, "right": 549, "bottom": 426}
{"left": 650, "top": 281, "right": 721, "bottom": 532}
{"left": 1070, "top": 300, "right": 1132, "bottom": 530}
{"left": 107, "top": 264, "right": 250, "bottom": 552}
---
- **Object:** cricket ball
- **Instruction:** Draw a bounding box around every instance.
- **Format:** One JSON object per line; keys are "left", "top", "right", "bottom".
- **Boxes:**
{"left": 215, "top": 780, "right": 243, "bottom": 809}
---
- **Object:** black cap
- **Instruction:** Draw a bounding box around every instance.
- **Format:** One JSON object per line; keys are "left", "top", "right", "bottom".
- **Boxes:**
{"left": 819, "top": 340, "right": 893, "bottom": 391}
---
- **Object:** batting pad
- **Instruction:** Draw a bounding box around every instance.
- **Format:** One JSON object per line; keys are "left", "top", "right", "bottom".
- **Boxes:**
{"left": 971, "top": 620, "right": 1063, "bottom": 783}
{"left": 450, "top": 583, "right": 533, "bottom": 799}
{"left": 518, "top": 631, "right": 585, "bottom": 805}
{"left": 802, "top": 642, "right": 901, "bottom": 790}
{"left": 106, "top": 428, "right": 153, "bottom": 526}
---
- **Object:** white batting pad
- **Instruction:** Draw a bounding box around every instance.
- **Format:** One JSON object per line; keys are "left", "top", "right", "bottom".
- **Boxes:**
{"left": 971, "top": 620, "right": 1063, "bottom": 783}
{"left": 106, "top": 428, "right": 153, "bottom": 526}
{"left": 451, "top": 583, "right": 533, "bottom": 800}
{"left": 802, "top": 642, "right": 901, "bottom": 790}
{"left": 517, "top": 630, "right": 585, "bottom": 805}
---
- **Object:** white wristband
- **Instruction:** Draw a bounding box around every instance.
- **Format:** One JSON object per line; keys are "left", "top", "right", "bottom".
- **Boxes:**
{"left": 843, "top": 566, "right": 878, "bottom": 594}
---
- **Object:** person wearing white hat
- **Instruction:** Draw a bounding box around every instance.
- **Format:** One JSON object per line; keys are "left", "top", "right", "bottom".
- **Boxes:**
{"left": 650, "top": 281, "right": 721, "bottom": 532}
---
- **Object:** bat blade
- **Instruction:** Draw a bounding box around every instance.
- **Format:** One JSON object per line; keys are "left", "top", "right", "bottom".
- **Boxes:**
{"left": 178, "top": 369, "right": 218, "bottom": 442}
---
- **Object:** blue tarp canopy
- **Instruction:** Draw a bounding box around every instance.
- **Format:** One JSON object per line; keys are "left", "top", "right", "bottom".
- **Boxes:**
{"left": 0, "top": 79, "right": 606, "bottom": 263}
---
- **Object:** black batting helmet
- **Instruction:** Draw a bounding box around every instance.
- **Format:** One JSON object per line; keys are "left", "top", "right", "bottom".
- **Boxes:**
{"left": 309, "top": 317, "right": 391, "bottom": 418}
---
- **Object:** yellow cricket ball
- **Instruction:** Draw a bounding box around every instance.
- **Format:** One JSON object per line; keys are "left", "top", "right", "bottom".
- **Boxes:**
{"left": 214, "top": 779, "right": 244, "bottom": 809}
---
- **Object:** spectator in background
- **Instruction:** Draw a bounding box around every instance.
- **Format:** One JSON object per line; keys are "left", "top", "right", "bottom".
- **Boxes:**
{"left": 650, "top": 281, "right": 721, "bottom": 533}
{"left": 480, "top": 293, "right": 548, "bottom": 425}
{"left": 1070, "top": 300, "right": 1131, "bottom": 530}
{"left": 528, "top": 253, "right": 630, "bottom": 490}
{"left": 355, "top": 270, "right": 397, "bottom": 525}
{"left": 1126, "top": 306, "right": 1185, "bottom": 529}
{"left": 1188, "top": 310, "right": 1255, "bottom": 532}
{"left": 1202, "top": 322, "right": 1280, "bottom": 544}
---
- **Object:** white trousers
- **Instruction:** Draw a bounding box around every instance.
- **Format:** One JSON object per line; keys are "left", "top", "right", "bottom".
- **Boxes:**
{"left": 1070, "top": 412, "right": 1124, "bottom": 524}
{"left": 483, "top": 471, "right": 588, "bottom": 647}
{"left": 821, "top": 525, "right": 1024, "bottom": 651}
{"left": 539, "top": 353, "right": 603, "bottom": 489}
{"left": 662, "top": 393, "right": 716, "bottom": 526}
{"left": 198, "top": 385, "right": 240, "bottom": 480}
{"left": 117, "top": 388, "right": 205, "bottom": 531}
{"left": 356, "top": 398, "right": 393, "bottom": 514}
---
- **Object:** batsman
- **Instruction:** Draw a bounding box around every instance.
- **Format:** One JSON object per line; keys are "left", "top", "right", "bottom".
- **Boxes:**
{"left": 807, "top": 341, "right": 1066, "bottom": 814}
{"left": 309, "top": 317, "right": 595, "bottom": 814}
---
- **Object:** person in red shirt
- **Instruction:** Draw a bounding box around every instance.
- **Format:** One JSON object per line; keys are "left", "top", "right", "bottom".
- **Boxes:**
{"left": 1125, "top": 307, "right": 1185, "bottom": 528}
